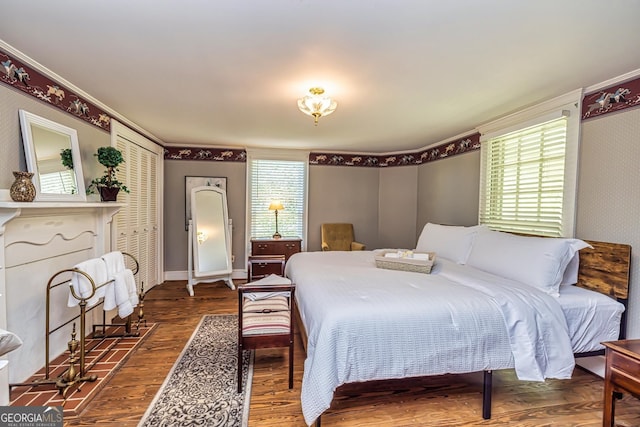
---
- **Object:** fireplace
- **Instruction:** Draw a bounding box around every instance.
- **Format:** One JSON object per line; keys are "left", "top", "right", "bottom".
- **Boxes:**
{"left": 0, "top": 196, "right": 122, "bottom": 403}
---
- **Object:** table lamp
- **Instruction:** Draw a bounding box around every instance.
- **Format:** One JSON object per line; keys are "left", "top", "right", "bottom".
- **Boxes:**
{"left": 269, "top": 201, "right": 284, "bottom": 239}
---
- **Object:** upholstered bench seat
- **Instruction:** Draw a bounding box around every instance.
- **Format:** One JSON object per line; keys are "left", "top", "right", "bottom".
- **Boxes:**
{"left": 242, "top": 296, "right": 291, "bottom": 336}
{"left": 237, "top": 280, "right": 295, "bottom": 393}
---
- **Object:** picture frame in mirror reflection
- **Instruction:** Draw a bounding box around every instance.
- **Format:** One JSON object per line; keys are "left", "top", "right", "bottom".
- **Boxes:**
{"left": 18, "top": 109, "right": 86, "bottom": 202}
{"left": 185, "top": 176, "right": 227, "bottom": 230}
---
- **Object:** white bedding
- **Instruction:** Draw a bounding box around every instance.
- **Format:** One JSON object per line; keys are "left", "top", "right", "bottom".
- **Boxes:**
{"left": 285, "top": 250, "right": 623, "bottom": 426}
{"left": 557, "top": 284, "right": 624, "bottom": 353}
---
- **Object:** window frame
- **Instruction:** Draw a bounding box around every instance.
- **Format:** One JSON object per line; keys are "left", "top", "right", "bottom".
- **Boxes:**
{"left": 245, "top": 148, "right": 309, "bottom": 261}
{"left": 477, "top": 89, "right": 582, "bottom": 237}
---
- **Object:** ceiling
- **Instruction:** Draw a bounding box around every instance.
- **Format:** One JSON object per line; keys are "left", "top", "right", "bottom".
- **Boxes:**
{"left": 1, "top": 1, "right": 639, "bottom": 154}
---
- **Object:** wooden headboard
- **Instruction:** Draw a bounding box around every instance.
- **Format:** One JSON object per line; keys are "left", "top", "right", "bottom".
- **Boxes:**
{"left": 577, "top": 240, "right": 631, "bottom": 300}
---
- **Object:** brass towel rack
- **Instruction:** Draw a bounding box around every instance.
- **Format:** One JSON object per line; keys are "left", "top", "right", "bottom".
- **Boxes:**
{"left": 9, "top": 252, "right": 145, "bottom": 397}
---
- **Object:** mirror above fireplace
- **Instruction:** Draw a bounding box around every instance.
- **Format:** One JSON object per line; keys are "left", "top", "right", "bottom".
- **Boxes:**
{"left": 19, "top": 110, "right": 86, "bottom": 202}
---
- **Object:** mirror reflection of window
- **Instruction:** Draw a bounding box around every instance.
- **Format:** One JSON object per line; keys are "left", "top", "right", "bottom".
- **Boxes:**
{"left": 38, "top": 170, "right": 77, "bottom": 194}
{"left": 19, "top": 109, "right": 87, "bottom": 201}
{"left": 30, "top": 123, "right": 78, "bottom": 194}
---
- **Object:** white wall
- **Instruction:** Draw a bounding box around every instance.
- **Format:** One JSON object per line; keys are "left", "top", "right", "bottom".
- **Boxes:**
{"left": 577, "top": 107, "right": 640, "bottom": 338}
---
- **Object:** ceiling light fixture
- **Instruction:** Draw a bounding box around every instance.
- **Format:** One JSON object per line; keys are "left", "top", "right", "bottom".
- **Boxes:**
{"left": 297, "top": 87, "right": 337, "bottom": 126}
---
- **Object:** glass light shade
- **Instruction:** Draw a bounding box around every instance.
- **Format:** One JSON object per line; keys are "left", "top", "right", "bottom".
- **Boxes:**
{"left": 297, "top": 87, "right": 337, "bottom": 125}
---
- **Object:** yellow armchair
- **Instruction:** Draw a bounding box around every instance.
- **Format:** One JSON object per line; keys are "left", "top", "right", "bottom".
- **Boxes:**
{"left": 321, "top": 223, "right": 366, "bottom": 251}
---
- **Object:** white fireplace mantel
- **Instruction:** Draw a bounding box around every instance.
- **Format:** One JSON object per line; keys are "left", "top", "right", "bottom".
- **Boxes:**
{"left": 0, "top": 200, "right": 124, "bottom": 389}
{"left": 0, "top": 201, "right": 123, "bottom": 233}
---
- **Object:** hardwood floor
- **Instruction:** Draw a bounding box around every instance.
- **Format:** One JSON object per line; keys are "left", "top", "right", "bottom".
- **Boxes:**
{"left": 65, "top": 280, "right": 640, "bottom": 426}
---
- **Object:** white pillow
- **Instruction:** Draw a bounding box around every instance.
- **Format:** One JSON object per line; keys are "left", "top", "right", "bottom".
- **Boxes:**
{"left": 466, "top": 230, "right": 591, "bottom": 297}
{"left": 560, "top": 252, "right": 581, "bottom": 286}
{"left": 415, "top": 223, "right": 485, "bottom": 264}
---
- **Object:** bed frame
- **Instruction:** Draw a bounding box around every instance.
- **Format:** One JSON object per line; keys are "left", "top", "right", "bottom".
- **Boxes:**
{"left": 295, "top": 239, "right": 631, "bottom": 426}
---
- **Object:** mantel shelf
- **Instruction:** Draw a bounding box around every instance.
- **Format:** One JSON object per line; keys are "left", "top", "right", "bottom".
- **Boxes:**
{"left": 0, "top": 201, "right": 125, "bottom": 209}
{"left": 0, "top": 202, "right": 125, "bottom": 235}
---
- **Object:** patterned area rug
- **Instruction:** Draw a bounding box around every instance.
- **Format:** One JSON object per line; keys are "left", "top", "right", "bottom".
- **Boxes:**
{"left": 138, "top": 315, "right": 253, "bottom": 426}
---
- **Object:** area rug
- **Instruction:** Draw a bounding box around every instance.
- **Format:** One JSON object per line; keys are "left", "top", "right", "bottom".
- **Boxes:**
{"left": 138, "top": 315, "right": 253, "bottom": 427}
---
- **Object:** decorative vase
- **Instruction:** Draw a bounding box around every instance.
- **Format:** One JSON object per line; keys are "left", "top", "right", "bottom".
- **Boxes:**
{"left": 9, "top": 171, "right": 36, "bottom": 202}
{"left": 98, "top": 187, "right": 120, "bottom": 202}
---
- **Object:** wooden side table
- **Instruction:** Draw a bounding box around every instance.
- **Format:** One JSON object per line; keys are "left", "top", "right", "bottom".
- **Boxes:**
{"left": 250, "top": 237, "right": 301, "bottom": 261}
{"left": 602, "top": 339, "right": 640, "bottom": 427}
{"left": 247, "top": 255, "right": 285, "bottom": 282}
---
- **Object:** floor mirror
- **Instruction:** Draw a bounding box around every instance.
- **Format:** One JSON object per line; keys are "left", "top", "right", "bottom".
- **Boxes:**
{"left": 187, "top": 185, "right": 234, "bottom": 295}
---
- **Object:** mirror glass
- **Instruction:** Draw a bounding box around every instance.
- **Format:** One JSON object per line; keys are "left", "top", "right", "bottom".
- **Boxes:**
{"left": 192, "top": 186, "right": 232, "bottom": 276}
{"left": 19, "top": 110, "right": 86, "bottom": 201}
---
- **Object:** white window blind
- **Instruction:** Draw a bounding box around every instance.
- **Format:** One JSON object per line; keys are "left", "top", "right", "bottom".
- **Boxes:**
{"left": 479, "top": 116, "right": 568, "bottom": 237}
{"left": 39, "top": 170, "right": 77, "bottom": 194}
{"left": 248, "top": 157, "right": 307, "bottom": 240}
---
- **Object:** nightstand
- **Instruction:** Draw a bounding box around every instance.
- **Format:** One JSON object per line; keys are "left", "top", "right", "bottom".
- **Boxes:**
{"left": 250, "top": 237, "right": 301, "bottom": 261}
{"left": 247, "top": 255, "right": 285, "bottom": 282}
{"left": 602, "top": 339, "right": 640, "bottom": 427}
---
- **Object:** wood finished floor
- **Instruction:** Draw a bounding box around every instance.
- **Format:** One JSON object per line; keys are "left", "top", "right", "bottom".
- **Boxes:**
{"left": 64, "top": 280, "right": 640, "bottom": 427}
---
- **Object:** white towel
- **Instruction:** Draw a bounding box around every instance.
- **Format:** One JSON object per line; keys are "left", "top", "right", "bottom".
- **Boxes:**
{"left": 245, "top": 274, "right": 292, "bottom": 301}
{"left": 102, "top": 251, "right": 125, "bottom": 277}
{"left": 68, "top": 258, "right": 108, "bottom": 308}
{"left": 113, "top": 269, "right": 138, "bottom": 318}
{"left": 102, "top": 251, "right": 126, "bottom": 312}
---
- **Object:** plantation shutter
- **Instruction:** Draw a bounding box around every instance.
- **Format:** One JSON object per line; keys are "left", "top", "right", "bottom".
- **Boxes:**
{"left": 248, "top": 158, "right": 307, "bottom": 240}
{"left": 39, "top": 170, "right": 77, "bottom": 195}
{"left": 479, "top": 115, "right": 568, "bottom": 237}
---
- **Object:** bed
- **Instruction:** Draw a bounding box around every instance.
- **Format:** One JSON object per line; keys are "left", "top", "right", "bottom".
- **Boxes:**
{"left": 284, "top": 224, "right": 631, "bottom": 426}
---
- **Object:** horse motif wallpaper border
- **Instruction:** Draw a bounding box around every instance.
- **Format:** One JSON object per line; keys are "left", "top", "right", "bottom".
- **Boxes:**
{"left": 164, "top": 133, "right": 481, "bottom": 168}
{"left": 309, "top": 133, "right": 481, "bottom": 167}
{"left": 164, "top": 147, "right": 247, "bottom": 162}
{"left": 0, "top": 47, "right": 112, "bottom": 132}
{"left": 582, "top": 75, "right": 640, "bottom": 120}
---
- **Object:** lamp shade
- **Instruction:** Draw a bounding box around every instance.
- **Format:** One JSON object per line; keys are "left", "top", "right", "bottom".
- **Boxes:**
{"left": 269, "top": 201, "right": 284, "bottom": 211}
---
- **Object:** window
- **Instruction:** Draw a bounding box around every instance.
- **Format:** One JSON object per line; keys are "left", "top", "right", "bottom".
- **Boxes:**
{"left": 478, "top": 91, "right": 581, "bottom": 237}
{"left": 246, "top": 149, "right": 308, "bottom": 246}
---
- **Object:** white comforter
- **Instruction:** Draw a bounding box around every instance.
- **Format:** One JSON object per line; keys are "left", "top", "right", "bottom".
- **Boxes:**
{"left": 285, "top": 250, "right": 575, "bottom": 426}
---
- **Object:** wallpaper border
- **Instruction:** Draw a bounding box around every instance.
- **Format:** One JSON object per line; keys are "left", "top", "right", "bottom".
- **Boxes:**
{"left": 582, "top": 75, "right": 640, "bottom": 120}
{"left": 309, "top": 133, "right": 480, "bottom": 167}
{"left": 0, "top": 47, "right": 112, "bottom": 133}
{"left": 164, "top": 133, "right": 481, "bottom": 168}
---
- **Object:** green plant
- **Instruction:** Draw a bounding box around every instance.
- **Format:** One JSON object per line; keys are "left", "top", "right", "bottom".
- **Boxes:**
{"left": 87, "top": 146, "right": 130, "bottom": 194}
{"left": 60, "top": 148, "right": 74, "bottom": 169}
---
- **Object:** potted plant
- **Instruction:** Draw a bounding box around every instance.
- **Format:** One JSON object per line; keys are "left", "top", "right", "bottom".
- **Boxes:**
{"left": 60, "top": 148, "right": 74, "bottom": 169}
{"left": 87, "top": 146, "right": 129, "bottom": 201}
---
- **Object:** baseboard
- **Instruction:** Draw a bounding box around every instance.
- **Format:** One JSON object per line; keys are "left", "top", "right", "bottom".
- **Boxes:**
{"left": 164, "top": 269, "right": 247, "bottom": 282}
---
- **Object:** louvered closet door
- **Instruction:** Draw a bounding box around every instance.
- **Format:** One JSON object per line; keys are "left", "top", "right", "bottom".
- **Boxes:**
{"left": 114, "top": 135, "right": 159, "bottom": 291}
{"left": 147, "top": 154, "right": 158, "bottom": 287}
{"left": 115, "top": 136, "right": 131, "bottom": 256}
{"left": 137, "top": 149, "right": 150, "bottom": 291}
